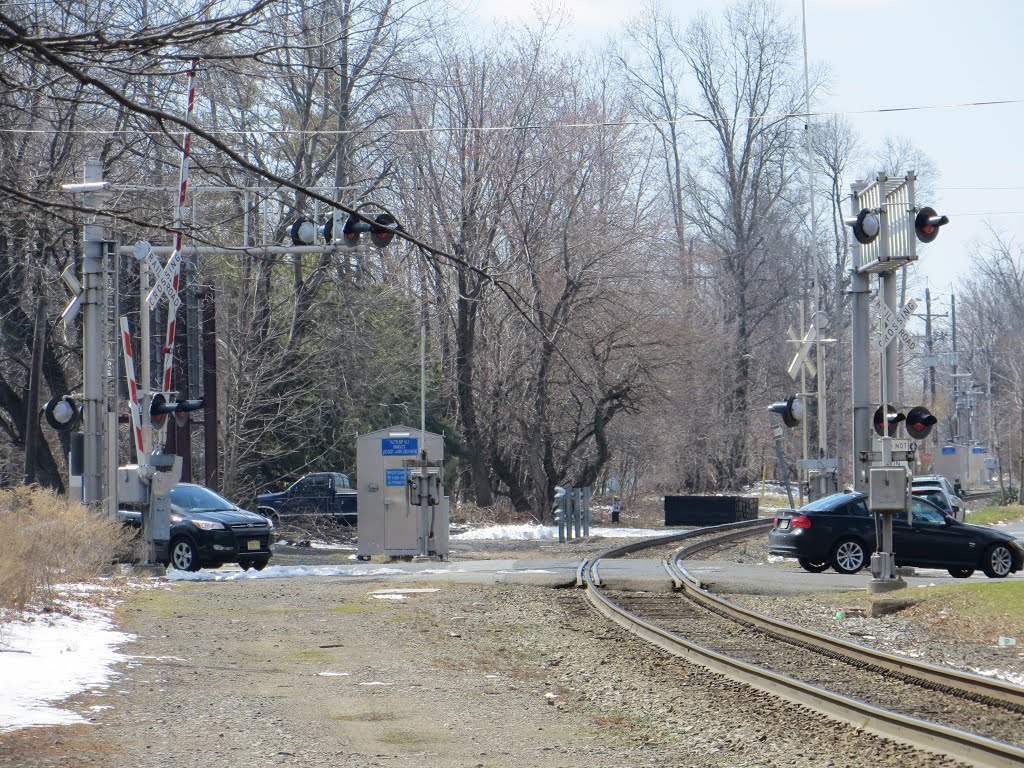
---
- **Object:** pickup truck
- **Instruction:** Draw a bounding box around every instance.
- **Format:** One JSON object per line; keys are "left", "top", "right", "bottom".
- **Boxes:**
{"left": 257, "top": 472, "right": 357, "bottom": 527}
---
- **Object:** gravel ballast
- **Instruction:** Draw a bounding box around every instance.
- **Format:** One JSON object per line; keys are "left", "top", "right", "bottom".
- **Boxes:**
{"left": 0, "top": 532, "right": 1020, "bottom": 768}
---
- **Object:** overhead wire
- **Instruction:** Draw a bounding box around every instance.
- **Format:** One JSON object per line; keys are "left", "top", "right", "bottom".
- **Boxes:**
{"left": 0, "top": 97, "right": 1020, "bottom": 138}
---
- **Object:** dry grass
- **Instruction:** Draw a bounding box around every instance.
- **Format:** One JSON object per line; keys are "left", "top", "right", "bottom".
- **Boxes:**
{"left": 451, "top": 492, "right": 670, "bottom": 528}
{"left": 450, "top": 497, "right": 527, "bottom": 527}
{"left": 0, "top": 486, "right": 130, "bottom": 612}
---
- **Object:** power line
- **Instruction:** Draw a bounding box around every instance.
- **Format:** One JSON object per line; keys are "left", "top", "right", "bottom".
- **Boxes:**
{"left": 948, "top": 211, "right": 1024, "bottom": 217}
{"left": 0, "top": 97, "right": 1020, "bottom": 138}
{"left": 937, "top": 187, "right": 1024, "bottom": 192}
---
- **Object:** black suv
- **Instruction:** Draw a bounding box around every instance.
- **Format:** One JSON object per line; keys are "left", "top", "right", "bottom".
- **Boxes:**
{"left": 256, "top": 472, "right": 357, "bottom": 526}
{"left": 120, "top": 483, "right": 274, "bottom": 572}
{"left": 768, "top": 491, "right": 1023, "bottom": 578}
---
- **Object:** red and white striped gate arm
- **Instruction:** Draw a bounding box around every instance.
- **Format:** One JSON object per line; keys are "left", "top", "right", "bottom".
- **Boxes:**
{"left": 119, "top": 316, "right": 146, "bottom": 456}
{"left": 159, "top": 58, "right": 199, "bottom": 395}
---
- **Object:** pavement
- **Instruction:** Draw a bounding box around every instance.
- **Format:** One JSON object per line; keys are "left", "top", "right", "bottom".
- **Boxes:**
{"left": 288, "top": 553, "right": 1024, "bottom": 595}
{"left": 255, "top": 519, "right": 1024, "bottom": 595}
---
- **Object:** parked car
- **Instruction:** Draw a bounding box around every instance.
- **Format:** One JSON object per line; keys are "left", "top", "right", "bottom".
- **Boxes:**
{"left": 257, "top": 472, "right": 357, "bottom": 526}
{"left": 911, "top": 475, "right": 965, "bottom": 520}
{"left": 768, "top": 491, "right": 1023, "bottom": 578}
{"left": 912, "top": 488, "right": 955, "bottom": 517}
{"left": 119, "top": 483, "right": 275, "bottom": 572}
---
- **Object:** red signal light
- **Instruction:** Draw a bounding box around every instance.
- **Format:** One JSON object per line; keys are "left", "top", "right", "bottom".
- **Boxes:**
{"left": 914, "top": 207, "right": 949, "bottom": 244}
{"left": 905, "top": 405, "right": 937, "bottom": 440}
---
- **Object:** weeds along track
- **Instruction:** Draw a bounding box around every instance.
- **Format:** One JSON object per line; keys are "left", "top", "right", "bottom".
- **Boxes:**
{"left": 581, "top": 521, "right": 1024, "bottom": 768}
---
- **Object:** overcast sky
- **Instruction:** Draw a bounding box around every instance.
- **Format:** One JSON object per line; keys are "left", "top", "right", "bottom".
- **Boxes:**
{"left": 469, "top": 0, "right": 1023, "bottom": 303}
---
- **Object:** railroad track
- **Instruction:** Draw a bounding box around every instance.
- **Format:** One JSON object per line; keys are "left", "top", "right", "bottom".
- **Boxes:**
{"left": 581, "top": 519, "right": 1024, "bottom": 768}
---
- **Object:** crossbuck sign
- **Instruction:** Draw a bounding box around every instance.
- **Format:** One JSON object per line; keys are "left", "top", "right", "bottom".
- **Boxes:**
{"left": 874, "top": 297, "right": 918, "bottom": 353}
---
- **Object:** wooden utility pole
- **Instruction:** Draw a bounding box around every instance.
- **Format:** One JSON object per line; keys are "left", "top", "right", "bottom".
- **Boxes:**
{"left": 23, "top": 292, "right": 46, "bottom": 484}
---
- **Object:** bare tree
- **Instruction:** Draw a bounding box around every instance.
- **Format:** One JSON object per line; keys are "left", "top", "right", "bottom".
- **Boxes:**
{"left": 616, "top": 0, "right": 689, "bottom": 258}
{"left": 677, "top": 0, "right": 805, "bottom": 488}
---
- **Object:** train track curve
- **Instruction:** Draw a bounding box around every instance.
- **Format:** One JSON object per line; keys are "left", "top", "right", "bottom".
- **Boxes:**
{"left": 580, "top": 519, "right": 1024, "bottom": 768}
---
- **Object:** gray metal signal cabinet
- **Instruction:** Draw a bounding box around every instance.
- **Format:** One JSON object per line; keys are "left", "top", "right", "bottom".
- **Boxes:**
{"left": 356, "top": 426, "right": 448, "bottom": 560}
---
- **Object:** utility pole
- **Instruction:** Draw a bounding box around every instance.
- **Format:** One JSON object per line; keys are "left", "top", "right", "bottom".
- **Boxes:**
{"left": 925, "top": 288, "right": 935, "bottom": 404}
{"left": 799, "top": 0, "right": 832, "bottom": 501}
{"left": 950, "top": 295, "right": 959, "bottom": 443}
{"left": 23, "top": 292, "right": 45, "bottom": 484}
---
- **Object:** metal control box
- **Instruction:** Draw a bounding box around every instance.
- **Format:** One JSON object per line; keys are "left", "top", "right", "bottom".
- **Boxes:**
{"left": 356, "top": 426, "right": 448, "bottom": 560}
{"left": 868, "top": 466, "right": 908, "bottom": 512}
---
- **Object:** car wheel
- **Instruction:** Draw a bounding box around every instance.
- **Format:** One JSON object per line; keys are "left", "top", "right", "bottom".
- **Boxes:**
{"left": 831, "top": 538, "right": 867, "bottom": 574}
{"left": 982, "top": 544, "right": 1014, "bottom": 578}
{"left": 258, "top": 508, "right": 280, "bottom": 526}
{"left": 798, "top": 558, "right": 829, "bottom": 573}
{"left": 947, "top": 568, "right": 974, "bottom": 579}
{"left": 238, "top": 560, "right": 252, "bottom": 571}
{"left": 251, "top": 557, "right": 269, "bottom": 571}
{"left": 170, "top": 537, "right": 201, "bottom": 572}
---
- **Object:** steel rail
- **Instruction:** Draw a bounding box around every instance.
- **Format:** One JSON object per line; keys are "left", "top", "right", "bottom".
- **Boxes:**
{"left": 668, "top": 539, "right": 1024, "bottom": 709}
{"left": 581, "top": 523, "right": 1024, "bottom": 768}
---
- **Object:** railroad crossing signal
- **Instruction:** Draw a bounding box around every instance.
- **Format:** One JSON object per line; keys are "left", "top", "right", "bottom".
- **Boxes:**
{"left": 145, "top": 250, "right": 182, "bottom": 312}
{"left": 904, "top": 406, "right": 937, "bottom": 439}
{"left": 846, "top": 208, "right": 880, "bottom": 245}
{"left": 787, "top": 312, "right": 826, "bottom": 381}
{"left": 290, "top": 217, "right": 317, "bottom": 245}
{"left": 150, "top": 393, "right": 204, "bottom": 430}
{"left": 768, "top": 395, "right": 804, "bottom": 428}
{"left": 342, "top": 213, "right": 399, "bottom": 247}
{"left": 60, "top": 267, "right": 83, "bottom": 327}
{"left": 872, "top": 404, "right": 936, "bottom": 439}
{"left": 874, "top": 297, "right": 918, "bottom": 353}
{"left": 914, "top": 207, "right": 949, "bottom": 243}
{"left": 787, "top": 324, "right": 817, "bottom": 380}
{"left": 42, "top": 395, "right": 80, "bottom": 431}
{"left": 873, "top": 404, "right": 905, "bottom": 437}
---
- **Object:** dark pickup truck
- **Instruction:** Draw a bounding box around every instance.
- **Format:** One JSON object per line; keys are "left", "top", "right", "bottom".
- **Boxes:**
{"left": 256, "top": 472, "right": 357, "bottom": 527}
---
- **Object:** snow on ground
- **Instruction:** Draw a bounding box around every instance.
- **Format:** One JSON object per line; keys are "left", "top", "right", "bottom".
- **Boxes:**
{"left": 3, "top": 523, "right": 672, "bottom": 731}
{"left": 166, "top": 564, "right": 407, "bottom": 582}
{"left": 451, "top": 523, "right": 675, "bottom": 540}
{"left": 0, "top": 586, "right": 136, "bottom": 733}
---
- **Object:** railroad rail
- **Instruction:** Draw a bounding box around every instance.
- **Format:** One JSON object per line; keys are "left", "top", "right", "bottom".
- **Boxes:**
{"left": 581, "top": 520, "right": 1024, "bottom": 768}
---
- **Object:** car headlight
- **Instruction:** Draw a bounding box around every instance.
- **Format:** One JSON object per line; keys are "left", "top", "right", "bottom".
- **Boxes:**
{"left": 264, "top": 516, "right": 275, "bottom": 529}
{"left": 190, "top": 519, "right": 225, "bottom": 531}
{"left": 1010, "top": 539, "right": 1024, "bottom": 555}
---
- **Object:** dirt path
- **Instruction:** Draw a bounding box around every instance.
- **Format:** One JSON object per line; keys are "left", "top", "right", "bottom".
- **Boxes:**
{"left": 1, "top": 566, "right": 963, "bottom": 768}
{"left": 2, "top": 577, "right": 637, "bottom": 768}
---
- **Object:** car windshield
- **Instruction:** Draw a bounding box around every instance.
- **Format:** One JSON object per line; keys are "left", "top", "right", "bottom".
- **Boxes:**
{"left": 170, "top": 485, "right": 236, "bottom": 514}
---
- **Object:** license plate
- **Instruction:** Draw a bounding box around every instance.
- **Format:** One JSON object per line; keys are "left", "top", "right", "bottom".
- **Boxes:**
{"left": 247, "top": 539, "right": 261, "bottom": 551}
{"left": 778, "top": 520, "right": 790, "bottom": 530}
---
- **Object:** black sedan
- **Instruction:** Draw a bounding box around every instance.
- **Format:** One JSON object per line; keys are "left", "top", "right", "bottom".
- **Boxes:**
{"left": 768, "top": 491, "right": 1024, "bottom": 579}
{"left": 120, "top": 484, "right": 274, "bottom": 572}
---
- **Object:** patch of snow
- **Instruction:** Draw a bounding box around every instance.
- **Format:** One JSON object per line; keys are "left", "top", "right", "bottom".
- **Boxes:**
{"left": 166, "top": 565, "right": 405, "bottom": 581}
{"left": 451, "top": 524, "right": 677, "bottom": 540}
{"left": 0, "top": 594, "right": 135, "bottom": 732}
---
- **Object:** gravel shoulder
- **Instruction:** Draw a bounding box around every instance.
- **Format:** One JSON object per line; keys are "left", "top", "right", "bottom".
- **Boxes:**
{"left": 0, "top": 533, "right": 1019, "bottom": 768}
